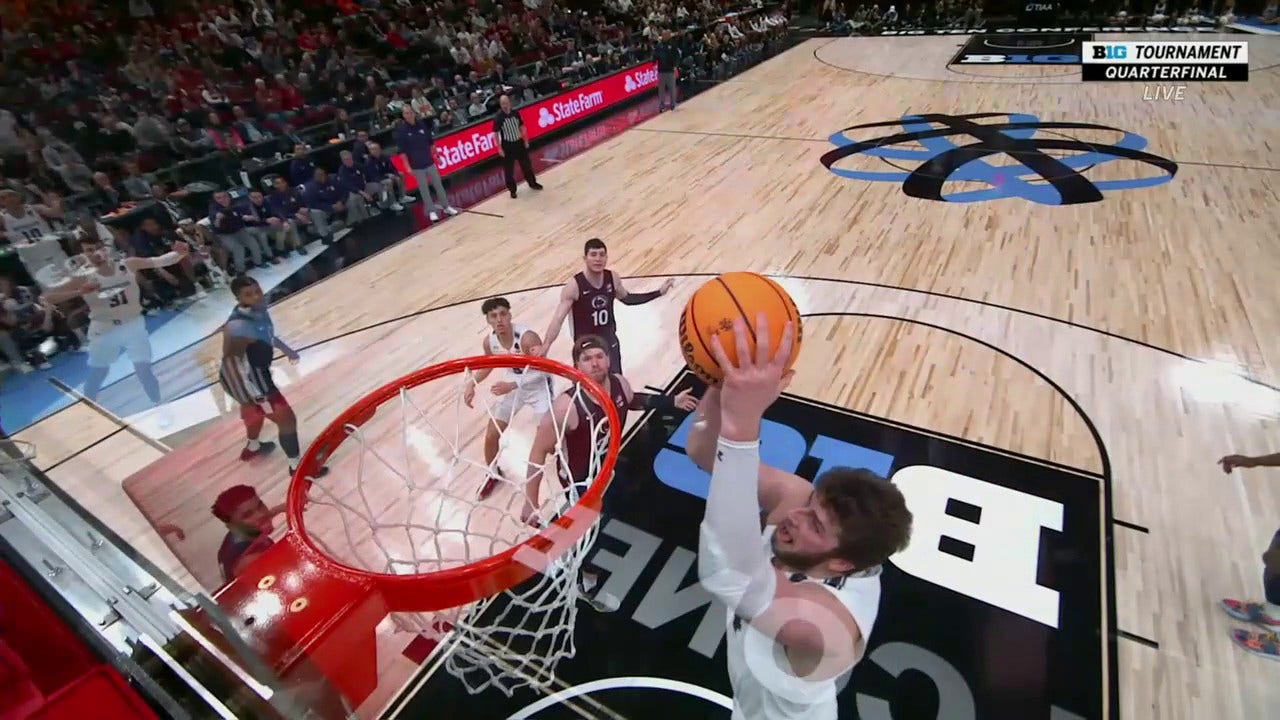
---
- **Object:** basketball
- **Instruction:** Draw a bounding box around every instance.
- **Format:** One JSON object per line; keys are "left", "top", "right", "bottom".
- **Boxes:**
{"left": 679, "top": 272, "right": 803, "bottom": 384}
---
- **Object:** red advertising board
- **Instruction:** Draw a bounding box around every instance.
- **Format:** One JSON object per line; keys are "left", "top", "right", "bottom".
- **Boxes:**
{"left": 392, "top": 62, "right": 659, "bottom": 187}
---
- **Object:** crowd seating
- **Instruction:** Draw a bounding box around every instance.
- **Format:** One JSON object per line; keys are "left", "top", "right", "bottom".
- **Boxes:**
{"left": 816, "top": 0, "right": 1266, "bottom": 34}
{"left": 0, "top": 0, "right": 791, "bottom": 372}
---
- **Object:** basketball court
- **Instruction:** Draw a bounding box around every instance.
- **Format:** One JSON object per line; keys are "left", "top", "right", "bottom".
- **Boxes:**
{"left": 15, "top": 33, "right": 1280, "bottom": 719}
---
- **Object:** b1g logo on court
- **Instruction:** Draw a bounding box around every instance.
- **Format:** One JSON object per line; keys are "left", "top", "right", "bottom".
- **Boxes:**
{"left": 648, "top": 370, "right": 1112, "bottom": 719}
{"left": 820, "top": 112, "right": 1177, "bottom": 205}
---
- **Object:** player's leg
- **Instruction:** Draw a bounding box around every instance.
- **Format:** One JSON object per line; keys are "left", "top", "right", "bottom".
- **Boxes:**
{"left": 1229, "top": 532, "right": 1280, "bottom": 658}
{"left": 221, "top": 359, "right": 277, "bottom": 459}
{"left": 238, "top": 401, "right": 276, "bottom": 460}
{"left": 123, "top": 321, "right": 162, "bottom": 405}
{"left": 264, "top": 387, "right": 329, "bottom": 478}
{"left": 478, "top": 389, "right": 519, "bottom": 499}
{"left": 83, "top": 327, "right": 123, "bottom": 400}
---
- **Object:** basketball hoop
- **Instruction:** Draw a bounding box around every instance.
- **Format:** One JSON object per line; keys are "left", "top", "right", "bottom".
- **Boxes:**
{"left": 212, "top": 354, "right": 622, "bottom": 706}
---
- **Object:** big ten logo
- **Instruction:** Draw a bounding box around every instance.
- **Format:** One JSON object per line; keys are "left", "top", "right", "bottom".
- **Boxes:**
{"left": 1092, "top": 44, "right": 1127, "bottom": 60}
{"left": 652, "top": 410, "right": 1067, "bottom": 628}
{"left": 961, "top": 53, "right": 1080, "bottom": 64}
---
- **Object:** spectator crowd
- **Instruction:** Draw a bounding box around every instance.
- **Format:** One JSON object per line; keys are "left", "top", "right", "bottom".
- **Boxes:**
{"left": 0, "top": 0, "right": 790, "bottom": 377}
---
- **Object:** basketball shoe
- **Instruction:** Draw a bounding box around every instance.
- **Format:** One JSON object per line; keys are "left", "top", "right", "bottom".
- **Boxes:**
{"left": 1220, "top": 598, "right": 1280, "bottom": 630}
{"left": 1229, "top": 629, "right": 1279, "bottom": 660}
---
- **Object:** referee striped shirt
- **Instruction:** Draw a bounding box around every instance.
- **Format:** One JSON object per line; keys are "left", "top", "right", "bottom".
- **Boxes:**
{"left": 493, "top": 111, "right": 524, "bottom": 143}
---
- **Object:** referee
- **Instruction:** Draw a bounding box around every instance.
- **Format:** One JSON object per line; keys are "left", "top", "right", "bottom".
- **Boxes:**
{"left": 493, "top": 94, "right": 543, "bottom": 198}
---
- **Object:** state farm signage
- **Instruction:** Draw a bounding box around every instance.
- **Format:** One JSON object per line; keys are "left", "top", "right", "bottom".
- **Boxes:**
{"left": 392, "top": 61, "right": 659, "bottom": 185}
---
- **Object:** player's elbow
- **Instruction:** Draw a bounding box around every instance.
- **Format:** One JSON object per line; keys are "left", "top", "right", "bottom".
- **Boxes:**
{"left": 685, "top": 417, "right": 716, "bottom": 471}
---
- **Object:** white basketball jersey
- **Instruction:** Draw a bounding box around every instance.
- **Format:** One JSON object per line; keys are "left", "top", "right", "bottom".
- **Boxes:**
{"left": 85, "top": 262, "right": 144, "bottom": 325}
{"left": 487, "top": 324, "right": 545, "bottom": 383}
{"left": 2, "top": 206, "right": 53, "bottom": 243}
{"left": 724, "top": 526, "right": 881, "bottom": 720}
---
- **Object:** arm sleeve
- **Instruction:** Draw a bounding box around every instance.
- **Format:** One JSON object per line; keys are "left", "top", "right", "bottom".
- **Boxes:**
{"left": 697, "top": 437, "right": 778, "bottom": 621}
{"left": 619, "top": 290, "right": 661, "bottom": 306}
{"left": 141, "top": 251, "right": 183, "bottom": 269}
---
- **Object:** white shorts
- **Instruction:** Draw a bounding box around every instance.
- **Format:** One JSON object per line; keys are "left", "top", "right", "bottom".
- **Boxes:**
{"left": 87, "top": 317, "right": 152, "bottom": 368}
{"left": 491, "top": 375, "right": 553, "bottom": 424}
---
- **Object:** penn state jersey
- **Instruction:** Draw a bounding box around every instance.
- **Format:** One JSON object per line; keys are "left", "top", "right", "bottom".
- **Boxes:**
{"left": 85, "top": 262, "right": 143, "bottom": 325}
{"left": 2, "top": 206, "right": 54, "bottom": 243}
{"left": 557, "top": 374, "right": 627, "bottom": 487}
{"left": 725, "top": 526, "right": 882, "bottom": 720}
{"left": 570, "top": 270, "right": 617, "bottom": 340}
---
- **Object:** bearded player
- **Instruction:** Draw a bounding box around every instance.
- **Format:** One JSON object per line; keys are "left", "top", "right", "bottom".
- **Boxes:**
{"left": 687, "top": 315, "right": 913, "bottom": 720}
{"left": 522, "top": 335, "right": 696, "bottom": 611}
{"left": 44, "top": 236, "right": 189, "bottom": 408}
{"left": 537, "top": 238, "right": 673, "bottom": 373}
{"left": 465, "top": 297, "right": 552, "bottom": 500}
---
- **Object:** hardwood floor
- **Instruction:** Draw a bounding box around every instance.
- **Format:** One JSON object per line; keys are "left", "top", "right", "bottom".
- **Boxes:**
{"left": 14, "top": 36, "right": 1280, "bottom": 719}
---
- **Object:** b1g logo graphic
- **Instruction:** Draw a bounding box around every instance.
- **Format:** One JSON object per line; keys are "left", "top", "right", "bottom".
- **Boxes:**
{"left": 649, "top": 369, "right": 1112, "bottom": 719}
{"left": 820, "top": 112, "right": 1177, "bottom": 205}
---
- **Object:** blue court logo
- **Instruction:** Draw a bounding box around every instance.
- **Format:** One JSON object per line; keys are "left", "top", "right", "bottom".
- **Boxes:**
{"left": 820, "top": 112, "right": 1178, "bottom": 205}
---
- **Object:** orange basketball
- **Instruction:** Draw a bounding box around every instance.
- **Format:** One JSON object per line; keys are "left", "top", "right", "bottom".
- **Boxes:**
{"left": 679, "top": 272, "right": 803, "bottom": 384}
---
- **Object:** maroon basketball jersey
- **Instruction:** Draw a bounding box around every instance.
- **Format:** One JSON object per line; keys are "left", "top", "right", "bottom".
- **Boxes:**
{"left": 570, "top": 270, "right": 618, "bottom": 340}
{"left": 557, "top": 374, "right": 628, "bottom": 487}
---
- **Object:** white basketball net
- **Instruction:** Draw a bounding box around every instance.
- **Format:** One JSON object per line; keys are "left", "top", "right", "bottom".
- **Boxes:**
{"left": 298, "top": 359, "right": 615, "bottom": 697}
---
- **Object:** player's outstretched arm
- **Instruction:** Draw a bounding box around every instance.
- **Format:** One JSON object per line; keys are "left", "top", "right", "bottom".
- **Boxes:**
{"left": 1220, "top": 452, "right": 1280, "bottom": 473}
{"left": 521, "top": 395, "right": 576, "bottom": 521}
{"left": 615, "top": 275, "right": 674, "bottom": 306}
{"left": 124, "top": 241, "right": 190, "bottom": 272}
{"left": 687, "top": 384, "right": 811, "bottom": 521}
{"left": 696, "top": 316, "right": 861, "bottom": 677}
{"left": 41, "top": 275, "right": 97, "bottom": 304}
{"left": 538, "top": 281, "right": 578, "bottom": 356}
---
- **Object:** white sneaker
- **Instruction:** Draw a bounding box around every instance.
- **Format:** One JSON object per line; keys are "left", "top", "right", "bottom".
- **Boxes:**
{"left": 390, "top": 202, "right": 404, "bottom": 212}
{"left": 400, "top": 195, "right": 416, "bottom": 204}
{"left": 429, "top": 211, "right": 440, "bottom": 222}
{"left": 444, "top": 206, "right": 459, "bottom": 216}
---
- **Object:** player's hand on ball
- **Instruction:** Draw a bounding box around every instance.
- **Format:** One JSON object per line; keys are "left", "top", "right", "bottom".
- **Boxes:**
{"left": 709, "top": 313, "right": 795, "bottom": 423}
{"left": 673, "top": 388, "right": 698, "bottom": 411}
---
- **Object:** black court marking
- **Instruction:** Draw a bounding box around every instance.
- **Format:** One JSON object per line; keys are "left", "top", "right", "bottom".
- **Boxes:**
{"left": 41, "top": 426, "right": 127, "bottom": 474}
{"left": 946, "top": 497, "right": 984, "bottom": 524}
{"left": 48, "top": 377, "right": 170, "bottom": 454}
{"left": 1113, "top": 519, "right": 1150, "bottom": 534}
{"left": 394, "top": 311, "right": 1119, "bottom": 720}
{"left": 1116, "top": 630, "right": 1160, "bottom": 650}
{"left": 463, "top": 208, "right": 505, "bottom": 218}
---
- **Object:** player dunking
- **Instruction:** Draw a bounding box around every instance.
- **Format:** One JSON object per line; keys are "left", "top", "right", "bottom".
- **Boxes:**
{"left": 465, "top": 297, "right": 552, "bottom": 500}
{"left": 537, "top": 238, "right": 673, "bottom": 373}
{"left": 522, "top": 335, "right": 696, "bottom": 611}
{"left": 44, "top": 236, "right": 188, "bottom": 408}
{"left": 220, "top": 276, "right": 329, "bottom": 479}
{"left": 687, "top": 315, "right": 913, "bottom": 720}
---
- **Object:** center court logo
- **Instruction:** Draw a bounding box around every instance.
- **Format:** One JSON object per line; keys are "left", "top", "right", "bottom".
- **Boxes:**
{"left": 820, "top": 112, "right": 1178, "bottom": 205}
